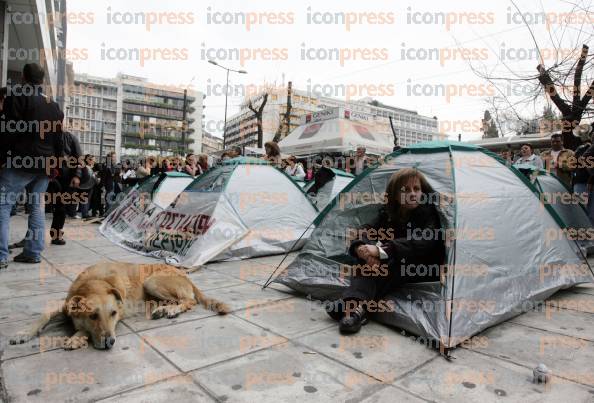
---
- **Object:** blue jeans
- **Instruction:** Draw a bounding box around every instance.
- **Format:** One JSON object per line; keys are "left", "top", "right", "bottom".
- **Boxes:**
{"left": 0, "top": 169, "right": 49, "bottom": 262}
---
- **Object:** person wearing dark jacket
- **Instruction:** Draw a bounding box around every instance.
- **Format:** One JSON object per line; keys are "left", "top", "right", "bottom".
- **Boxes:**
{"left": 328, "top": 168, "right": 445, "bottom": 334}
{"left": 49, "top": 131, "right": 83, "bottom": 245}
{"left": 0, "top": 64, "right": 64, "bottom": 269}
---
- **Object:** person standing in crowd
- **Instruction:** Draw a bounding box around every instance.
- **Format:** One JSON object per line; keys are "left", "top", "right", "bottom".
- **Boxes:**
{"left": 348, "top": 146, "right": 369, "bottom": 176}
{"left": 49, "top": 130, "right": 83, "bottom": 245}
{"left": 263, "top": 141, "right": 281, "bottom": 165}
{"left": 513, "top": 144, "right": 543, "bottom": 170}
{"left": 285, "top": 156, "right": 305, "bottom": 180}
{"left": 136, "top": 157, "right": 153, "bottom": 179}
{"left": 160, "top": 158, "right": 173, "bottom": 173}
{"left": 327, "top": 168, "right": 445, "bottom": 333}
{"left": 183, "top": 153, "right": 201, "bottom": 177}
{"left": 102, "top": 151, "right": 118, "bottom": 211}
{"left": 0, "top": 63, "right": 64, "bottom": 268}
{"left": 90, "top": 163, "right": 104, "bottom": 218}
{"left": 500, "top": 148, "right": 513, "bottom": 166}
{"left": 541, "top": 133, "right": 575, "bottom": 187}
{"left": 78, "top": 154, "right": 96, "bottom": 219}
{"left": 228, "top": 146, "right": 242, "bottom": 158}
{"left": 122, "top": 161, "right": 137, "bottom": 186}
{"left": 198, "top": 154, "right": 209, "bottom": 173}
{"left": 573, "top": 128, "right": 593, "bottom": 198}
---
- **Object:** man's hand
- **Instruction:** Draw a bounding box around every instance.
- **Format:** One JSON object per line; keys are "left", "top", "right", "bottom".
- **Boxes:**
{"left": 70, "top": 176, "right": 80, "bottom": 188}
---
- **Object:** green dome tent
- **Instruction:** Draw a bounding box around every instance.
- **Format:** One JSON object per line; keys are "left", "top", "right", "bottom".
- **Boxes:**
{"left": 273, "top": 141, "right": 593, "bottom": 349}
{"left": 514, "top": 163, "right": 594, "bottom": 253}
{"left": 102, "top": 157, "right": 319, "bottom": 267}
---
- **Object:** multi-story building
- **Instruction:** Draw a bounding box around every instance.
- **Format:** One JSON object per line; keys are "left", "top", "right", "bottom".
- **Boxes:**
{"left": 201, "top": 131, "right": 223, "bottom": 155}
{"left": 0, "top": 0, "right": 68, "bottom": 108}
{"left": 64, "top": 73, "right": 204, "bottom": 160}
{"left": 65, "top": 74, "right": 118, "bottom": 157}
{"left": 224, "top": 87, "right": 440, "bottom": 151}
{"left": 118, "top": 74, "right": 203, "bottom": 160}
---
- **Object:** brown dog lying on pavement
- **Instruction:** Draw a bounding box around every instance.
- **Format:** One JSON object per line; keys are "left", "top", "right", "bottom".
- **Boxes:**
{"left": 10, "top": 262, "right": 230, "bottom": 350}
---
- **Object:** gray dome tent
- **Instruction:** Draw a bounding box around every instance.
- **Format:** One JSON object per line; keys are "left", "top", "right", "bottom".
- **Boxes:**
{"left": 273, "top": 141, "right": 593, "bottom": 349}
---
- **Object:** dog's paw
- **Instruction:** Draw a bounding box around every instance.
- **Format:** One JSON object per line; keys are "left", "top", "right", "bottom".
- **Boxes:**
{"left": 150, "top": 306, "right": 167, "bottom": 320}
{"left": 9, "top": 332, "right": 34, "bottom": 345}
{"left": 63, "top": 336, "right": 86, "bottom": 350}
{"left": 151, "top": 305, "right": 182, "bottom": 319}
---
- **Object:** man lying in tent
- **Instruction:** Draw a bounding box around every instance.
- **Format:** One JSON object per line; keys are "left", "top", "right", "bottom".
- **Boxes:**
{"left": 327, "top": 168, "right": 446, "bottom": 334}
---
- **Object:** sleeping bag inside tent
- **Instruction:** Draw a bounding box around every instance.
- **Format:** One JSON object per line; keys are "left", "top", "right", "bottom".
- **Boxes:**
{"left": 273, "top": 141, "right": 593, "bottom": 349}
{"left": 103, "top": 157, "right": 319, "bottom": 267}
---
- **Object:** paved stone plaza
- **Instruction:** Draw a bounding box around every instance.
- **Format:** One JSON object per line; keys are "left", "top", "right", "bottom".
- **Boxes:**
{"left": 0, "top": 215, "right": 593, "bottom": 402}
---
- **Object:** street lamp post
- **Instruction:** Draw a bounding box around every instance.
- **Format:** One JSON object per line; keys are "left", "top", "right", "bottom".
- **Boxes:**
{"left": 208, "top": 60, "right": 247, "bottom": 150}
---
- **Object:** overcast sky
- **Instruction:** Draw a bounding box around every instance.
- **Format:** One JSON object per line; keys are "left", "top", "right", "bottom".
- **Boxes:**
{"left": 66, "top": 0, "right": 593, "bottom": 140}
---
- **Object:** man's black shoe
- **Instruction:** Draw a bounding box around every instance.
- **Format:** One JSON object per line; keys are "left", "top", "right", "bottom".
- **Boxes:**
{"left": 8, "top": 239, "right": 25, "bottom": 250}
{"left": 51, "top": 239, "right": 66, "bottom": 246}
{"left": 0, "top": 261, "right": 7, "bottom": 270}
{"left": 339, "top": 304, "right": 368, "bottom": 334}
{"left": 325, "top": 299, "right": 345, "bottom": 322}
{"left": 13, "top": 253, "right": 41, "bottom": 264}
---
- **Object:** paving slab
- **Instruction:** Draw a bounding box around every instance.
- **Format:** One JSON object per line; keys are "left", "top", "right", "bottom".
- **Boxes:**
{"left": 544, "top": 290, "right": 594, "bottom": 314}
{"left": 0, "top": 319, "right": 131, "bottom": 360}
{"left": 191, "top": 341, "right": 385, "bottom": 402}
{"left": 97, "top": 375, "right": 215, "bottom": 402}
{"left": 295, "top": 322, "right": 438, "bottom": 384}
{"left": 206, "top": 282, "right": 293, "bottom": 312}
{"left": 42, "top": 249, "right": 106, "bottom": 266}
{"left": 1, "top": 333, "right": 179, "bottom": 403}
{"left": 395, "top": 347, "right": 594, "bottom": 403}
{"left": 509, "top": 307, "right": 594, "bottom": 341}
{"left": 207, "top": 253, "right": 297, "bottom": 285}
{"left": 88, "top": 244, "right": 134, "bottom": 256}
{"left": 137, "top": 314, "right": 288, "bottom": 372}
{"left": 355, "top": 385, "right": 428, "bottom": 402}
{"left": 0, "top": 265, "right": 70, "bottom": 298}
{"left": 0, "top": 292, "right": 67, "bottom": 324}
{"left": 187, "top": 268, "right": 245, "bottom": 291}
{"left": 238, "top": 297, "right": 336, "bottom": 339}
{"left": 466, "top": 321, "right": 594, "bottom": 387}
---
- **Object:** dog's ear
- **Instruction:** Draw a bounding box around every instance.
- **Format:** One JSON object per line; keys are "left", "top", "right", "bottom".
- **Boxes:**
{"left": 103, "top": 276, "right": 127, "bottom": 300}
{"left": 109, "top": 288, "right": 124, "bottom": 303}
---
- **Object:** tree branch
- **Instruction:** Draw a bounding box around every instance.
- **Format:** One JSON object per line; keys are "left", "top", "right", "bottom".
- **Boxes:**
{"left": 578, "top": 79, "right": 594, "bottom": 114}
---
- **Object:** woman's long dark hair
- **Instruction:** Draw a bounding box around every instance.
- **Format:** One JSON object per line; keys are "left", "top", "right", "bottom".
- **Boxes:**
{"left": 385, "top": 168, "right": 432, "bottom": 222}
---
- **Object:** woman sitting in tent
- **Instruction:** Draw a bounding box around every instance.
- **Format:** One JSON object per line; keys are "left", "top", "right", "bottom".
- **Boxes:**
{"left": 328, "top": 168, "right": 445, "bottom": 334}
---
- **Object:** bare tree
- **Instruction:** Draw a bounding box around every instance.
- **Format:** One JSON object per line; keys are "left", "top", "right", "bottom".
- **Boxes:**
{"left": 244, "top": 93, "right": 269, "bottom": 148}
{"left": 469, "top": 1, "right": 594, "bottom": 149}
{"left": 537, "top": 44, "right": 594, "bottom": 149}
{"left": 273, "top": 81, "right": 293, "bottom": 143}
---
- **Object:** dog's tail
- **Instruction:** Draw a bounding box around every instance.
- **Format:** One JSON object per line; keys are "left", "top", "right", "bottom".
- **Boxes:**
{"left": 191, "top": 283, "right": 230, "bottom": 315}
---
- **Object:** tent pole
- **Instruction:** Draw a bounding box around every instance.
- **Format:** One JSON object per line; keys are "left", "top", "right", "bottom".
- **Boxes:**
{"left": 262, "top": 222, "right": 315, "bottom": 289}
